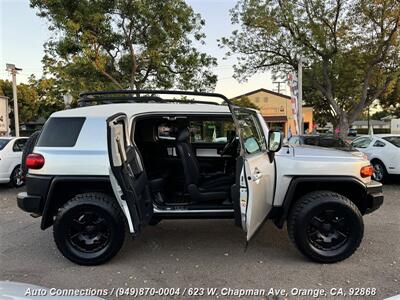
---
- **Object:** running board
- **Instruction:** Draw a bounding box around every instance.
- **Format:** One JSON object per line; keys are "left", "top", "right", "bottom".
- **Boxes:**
{"left": 153, "top": 207, "right": 235, "bottom": 219}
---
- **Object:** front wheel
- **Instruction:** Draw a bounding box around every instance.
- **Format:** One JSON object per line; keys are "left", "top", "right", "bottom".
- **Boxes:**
{"left": 53, "top": 193, "right": 125, "bottom": 265}
{"left": 288, "top": 191, "right": 363, "bottom": 263}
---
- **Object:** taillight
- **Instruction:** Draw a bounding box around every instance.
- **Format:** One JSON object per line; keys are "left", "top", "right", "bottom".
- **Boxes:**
{"left": 26, "top": 153, "right": 45, "bottom": 169}
{"left": 360, "top": 165, "right": 374, "bottom": 178}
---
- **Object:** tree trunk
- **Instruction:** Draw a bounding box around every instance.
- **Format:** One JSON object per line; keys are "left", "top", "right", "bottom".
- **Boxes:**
{"left": 338, "top": 114, "right": 349, "bottom": 139}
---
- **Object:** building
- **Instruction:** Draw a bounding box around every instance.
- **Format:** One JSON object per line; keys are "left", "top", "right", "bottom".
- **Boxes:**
{"left": 351, "top": 119, "right": 391, "bottom": 134}
{"left": 231, "top": 88, "right": 313, "bottom": 136}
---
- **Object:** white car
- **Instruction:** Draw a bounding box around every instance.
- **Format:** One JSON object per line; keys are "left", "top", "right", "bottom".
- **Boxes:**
{"left": 0, "top": 136, "right": 28, "bottom": 187}
{"left": 351, "top": 134, "right": 400, "bottom": 182}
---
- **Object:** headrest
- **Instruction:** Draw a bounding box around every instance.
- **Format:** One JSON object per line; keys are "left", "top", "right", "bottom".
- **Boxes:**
{"left": 176, "top": 127, "right": 189, "bottom": 142}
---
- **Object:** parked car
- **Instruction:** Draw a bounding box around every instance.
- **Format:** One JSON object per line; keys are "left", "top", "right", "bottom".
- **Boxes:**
{"left": 351, "top": 134, "right": 400, "bottom": 182}
{"left": 0, "top": 136, "right": 28, "bottom": 187}
{"left": 17, "top": 90, "right": 383, "bottom": 265}
{"left": 348, "top": 128, "right": 357, "bottom": 137}
{"left": 287, "top": 134, "right": 357, "bottom": 152}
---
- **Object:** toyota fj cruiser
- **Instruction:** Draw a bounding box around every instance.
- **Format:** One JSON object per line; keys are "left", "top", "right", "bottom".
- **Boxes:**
{"left": 17, "top": 90, "right": 383, "bottom": 265}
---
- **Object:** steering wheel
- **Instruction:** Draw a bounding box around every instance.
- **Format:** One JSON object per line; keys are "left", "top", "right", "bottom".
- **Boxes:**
{"left": 220, "top": 135, "right": 237, "bottom": 156}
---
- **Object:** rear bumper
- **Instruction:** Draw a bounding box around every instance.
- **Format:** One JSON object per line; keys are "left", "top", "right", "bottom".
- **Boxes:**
{"left": 364, "top": 180, "right": 384, "bottom": 214}
{"left": 16, "top": 174, "right": 53, "bottom": 215}
{"left": 17, "top": 192, "right": 42, "bottom": 214}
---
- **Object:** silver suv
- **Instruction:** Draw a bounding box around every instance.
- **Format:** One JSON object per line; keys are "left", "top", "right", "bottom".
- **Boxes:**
{"left": 17, "top": 90, "right": 383, "bottom": 265}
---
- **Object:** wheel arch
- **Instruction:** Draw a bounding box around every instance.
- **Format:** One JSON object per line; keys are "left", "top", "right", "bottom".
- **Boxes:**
{"left": 41, "top": 176, "right": 115, "bottom": 230}
{"left": 274, "top": 176, "right": 368, "bottom": 229}
{"left": 370, "top": 157, "right": 386, "bottom": 167}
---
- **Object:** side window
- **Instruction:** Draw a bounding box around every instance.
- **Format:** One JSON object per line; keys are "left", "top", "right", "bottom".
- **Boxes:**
{"left": 235, "top": 110, "right": 266, "bottom": 155}
{"left": 289, "top": 136, "right": 299, "bottom": 145}
{"left": 352, "top": 137, "right": 372, "bottom": 148}
{"left": 13, "top": 139, "right": 27, "bottom": 152}
{"left": 190, "top": 119, "right": 235, "bottom": 144}
{"left": 373, "top": 140, "right": 386, "bottom": 147}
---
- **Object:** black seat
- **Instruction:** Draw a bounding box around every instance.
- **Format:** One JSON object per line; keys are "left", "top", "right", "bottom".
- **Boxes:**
{"left": 175, "top": 128, "right": 234, "bottom": 202}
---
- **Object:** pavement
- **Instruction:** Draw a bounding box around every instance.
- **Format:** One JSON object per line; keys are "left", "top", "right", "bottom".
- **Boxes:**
{"left": 0, "top": 182, "right": 399, "bottom": 299}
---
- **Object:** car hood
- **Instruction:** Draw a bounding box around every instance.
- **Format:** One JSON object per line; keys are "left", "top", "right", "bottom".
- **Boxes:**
{"left": 279, "top": 145, "right": 365, "bottom": 159}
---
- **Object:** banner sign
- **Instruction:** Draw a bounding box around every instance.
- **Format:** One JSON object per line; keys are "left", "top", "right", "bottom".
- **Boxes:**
{"left": 287, "top": 73, "right": 299, "bottom": 134}
{"left": 0, "top": 96, "right": 9, "bottom": 135}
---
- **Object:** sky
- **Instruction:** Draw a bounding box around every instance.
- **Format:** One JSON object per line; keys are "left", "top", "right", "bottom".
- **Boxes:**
{"left": 0, "top": 0, "right": 289, "bottom": 98}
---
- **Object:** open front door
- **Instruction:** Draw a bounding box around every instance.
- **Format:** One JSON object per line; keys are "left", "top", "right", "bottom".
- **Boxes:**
{"left": 107, "top": 113, "right": 154, "bottom": 237}
{"left": 231, "top": 107, "right": 275, "bottom": 241}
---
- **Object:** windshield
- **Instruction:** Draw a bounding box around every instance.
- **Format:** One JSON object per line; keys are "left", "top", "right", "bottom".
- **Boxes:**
{"left": 0, "top": 138, "right": 10, "bottom": 150}
{"left": 382, "top": 136, "right": 400, "bottom": 147}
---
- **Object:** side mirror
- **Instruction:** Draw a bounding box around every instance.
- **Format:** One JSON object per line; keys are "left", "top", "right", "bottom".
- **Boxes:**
{"left": 268, "top": 131, "right": 283, "bottom": 152}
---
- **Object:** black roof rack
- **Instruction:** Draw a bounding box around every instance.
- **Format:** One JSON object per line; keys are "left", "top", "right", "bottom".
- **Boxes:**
{"left": 78, "top": 90, "right": 232, "bottom": 107}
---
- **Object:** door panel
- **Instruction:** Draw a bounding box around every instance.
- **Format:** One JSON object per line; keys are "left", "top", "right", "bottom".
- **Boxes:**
{"left": 231, "top": 107, "right": 275, "bottom": 241}
{"left": 107, "top": 113, "right": 154, "bottom": 236}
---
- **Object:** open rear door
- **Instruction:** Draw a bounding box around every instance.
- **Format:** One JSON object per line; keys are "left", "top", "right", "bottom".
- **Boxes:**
{"left": 107, "top": 113, "right": 154, "bottom": 237}
{"left": 231, "top": 107, "right": 275, "bottom": 241}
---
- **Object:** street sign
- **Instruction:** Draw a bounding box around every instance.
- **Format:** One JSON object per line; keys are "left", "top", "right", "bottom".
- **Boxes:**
{"left": 0, "top": 96, "right": 10, "bottom": 135}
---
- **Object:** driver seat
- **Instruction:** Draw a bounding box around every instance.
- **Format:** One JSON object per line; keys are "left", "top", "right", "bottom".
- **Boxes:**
{"left": 175, "top": 128, "right": 234, "bottom": 202}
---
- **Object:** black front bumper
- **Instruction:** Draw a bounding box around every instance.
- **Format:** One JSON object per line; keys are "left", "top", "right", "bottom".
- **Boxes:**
{"left": 364, "top": 180, "right": 384, "bottom": 214}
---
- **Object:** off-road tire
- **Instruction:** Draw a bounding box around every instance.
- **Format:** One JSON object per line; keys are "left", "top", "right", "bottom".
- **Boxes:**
{"left": 53, "top": 193, "right": 125, "bottom": 265}
{"left": 288, "top": 191, "right": 364, "bottom": 263}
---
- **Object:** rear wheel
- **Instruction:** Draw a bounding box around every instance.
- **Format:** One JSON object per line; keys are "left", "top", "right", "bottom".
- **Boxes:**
{"left": 288, "top": 191, "right": 363, "bottom": 263}
{"left": 53, "top": 193, "right": 125, "bottom": 265}
{"left": 372, "top": 160, "right": 387, "bottom": 182}
{"left": 10, "top": 165, "right": 24, "bottom": 187}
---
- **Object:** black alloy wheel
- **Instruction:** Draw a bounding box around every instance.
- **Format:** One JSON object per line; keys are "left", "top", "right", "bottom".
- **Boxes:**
{"left": 288, "top": 191, "right": 364, "bottom": 263}
{"left": 53, "top": 193, "right": 125, "bottom": 265}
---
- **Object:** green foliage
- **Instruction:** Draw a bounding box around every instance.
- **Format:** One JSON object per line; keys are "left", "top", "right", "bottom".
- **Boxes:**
{"left": 221, "top": 0, "right": 400, "bottom": 136}
{"left": 0, "top": 79, "right": 40, "bottom": 125}
{"left": 232, "top": 96, "right": 259, "bottom": 109}
{"left": 378, "top": 76, "right": 400, "bottom": 117}
{"left": 31, "top": 0, "right": 217, "bottom": 94}
{"left": 0, "top": 77, "right": 64, "bottom": 131}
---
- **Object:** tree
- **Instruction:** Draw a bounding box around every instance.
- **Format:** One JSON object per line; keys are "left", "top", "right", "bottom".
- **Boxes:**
{"left": 28, "top": 76, "right": 65, "bottom": 119}
{"left": 0, "top": 80, "right": 40, "bottom": 130}
{"left": 0, "top": 78, "right": 65, "bottom": 134}
{"left": 220, "top": 0, "right": 400, "bottom": 137}
{"left": 31, "top": 0, "right": 217, "bottom": 96}
{"left": 378, "top": 76, "right": 400, "bottom": 117}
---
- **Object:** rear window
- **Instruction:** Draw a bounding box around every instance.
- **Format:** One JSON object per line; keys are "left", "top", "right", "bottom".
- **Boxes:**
{"left": 37, "top": 117, "right": 85, "bottom": 147}
{"left": 382, "top": 136, "right": 400, "bottom": 147}
{"left": 0, "top": 138, "right": 10, "bottom": 150}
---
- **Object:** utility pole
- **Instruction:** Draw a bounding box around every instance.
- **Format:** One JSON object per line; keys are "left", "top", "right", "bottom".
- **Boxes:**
{"left": 298, "top": 58, "right": 303, "bottom": 134}
{"left": 6, "top": 63, "right": 22, "bottom": 137}
{"left": 273, "top": 81, "right": 286, "bottom": 93}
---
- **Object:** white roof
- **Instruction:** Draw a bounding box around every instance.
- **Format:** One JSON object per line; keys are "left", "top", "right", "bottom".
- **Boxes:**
{"left": 374, "top": 134, "right": 400, "bottom": 138}
{"left": 52, "top": 103, "right": 231, "bottom": 118}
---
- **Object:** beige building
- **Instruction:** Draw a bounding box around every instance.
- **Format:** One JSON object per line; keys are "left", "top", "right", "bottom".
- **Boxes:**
{"left": 232, "top": 88, "right": 313, "bottom": 136}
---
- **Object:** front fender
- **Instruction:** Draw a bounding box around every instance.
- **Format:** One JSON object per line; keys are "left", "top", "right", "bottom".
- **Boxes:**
{"left": 274, "top": 176, "right": 370, "bottom": 229}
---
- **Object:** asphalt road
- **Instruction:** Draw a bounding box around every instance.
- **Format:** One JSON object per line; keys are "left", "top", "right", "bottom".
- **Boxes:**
{"left": 0, "top": 182, "right": 399, "bottom": 300}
